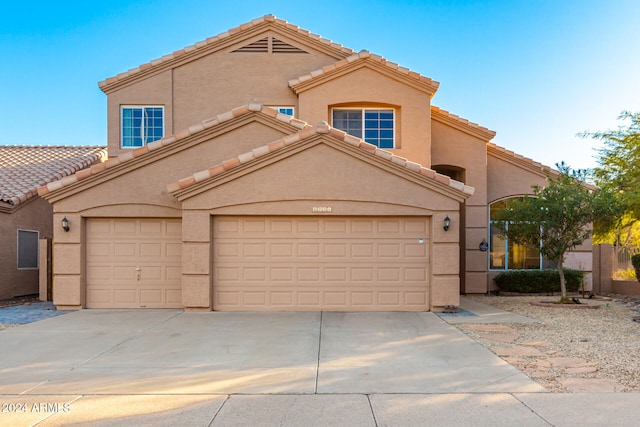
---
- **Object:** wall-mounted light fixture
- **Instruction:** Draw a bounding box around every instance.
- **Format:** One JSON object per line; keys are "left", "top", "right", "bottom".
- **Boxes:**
{"left": 479, "top": 238, "right": 489, "bottom": 252}
{"left": 443, "top": 216, "right": 451, "bottom": 231}
{"left": 61, "top": 217, "right": 70, "bottom": 232}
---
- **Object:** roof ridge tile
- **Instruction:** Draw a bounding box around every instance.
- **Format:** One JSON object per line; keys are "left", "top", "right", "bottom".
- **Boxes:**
{"left": 99, "top": 15, "right": 355, "bottom": 90}
{"left": 486, "top": 142, "right": 555, "bottom": 176}
{"left": 431, "top": 105, "right": 496, "bottom": 140}
{"left": 288, "top": 50, "right": 439, "bottom": 93}
{"left": 37, "top": 103, "right": 311, "bottom": 197}
{"left": 168, "top": 122, "right": 475, "bottom": 197}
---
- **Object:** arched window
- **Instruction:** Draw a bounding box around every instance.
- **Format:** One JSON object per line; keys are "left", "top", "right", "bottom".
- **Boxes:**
{"left": 489, "top": 197, "right": 556, "bottom": 270}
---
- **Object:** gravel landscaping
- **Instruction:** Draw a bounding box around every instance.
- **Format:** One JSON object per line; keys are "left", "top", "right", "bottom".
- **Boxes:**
{"left": 458, "top": 295, "right": 640, "bottom": 392}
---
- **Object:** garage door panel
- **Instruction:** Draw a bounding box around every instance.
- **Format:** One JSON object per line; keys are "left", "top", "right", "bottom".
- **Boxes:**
{"left": 378, "top": 292, "right": 400, "bottom": 305}
{"left": 213, "top": 217, "right": 429, "bottom": 311}
{"left": 352, "top": 292, "right": 374, "bottom": 305}
{"left": 86, "top": 218, "right": 182, "bottom": 309}
{"left": 113, "top": 220, "right": 136, "bottom": 235}
{"left": 140, "top": 243, "right": 162, "bottom": 257}
{"left": 325, "top": 292, "right": 347, "bottom": 306}
{"left": 114, "top": 289, "right": 136, "bottom": 303}
{"left": 298, "top": 292, "right": 320, "bottom": 305}
{"left": 113, "top": 243, "right": 135, "bottom": 257}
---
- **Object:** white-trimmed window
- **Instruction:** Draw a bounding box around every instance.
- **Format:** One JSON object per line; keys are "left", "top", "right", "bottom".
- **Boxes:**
{"left": 268, "top": 106, "right": 295, "bottom": 116}
{"left": 17, "top": 229, "right": 39, "bottom": 270}
{"left": 121, "top": 106, "right": 164, "bottom": 148}
{"left": 332, "top": 108, "right": 395, "bottom": 148}
{"left": 489, "top": 198, "right": 556, "bottom": 270}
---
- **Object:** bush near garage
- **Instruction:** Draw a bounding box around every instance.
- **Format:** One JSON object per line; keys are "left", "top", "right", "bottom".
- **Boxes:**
{"left": 494, "top": 269, "right": 584, "bottom": 293}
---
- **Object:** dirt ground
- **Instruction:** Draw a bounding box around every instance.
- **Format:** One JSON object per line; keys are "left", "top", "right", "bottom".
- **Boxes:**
{"left": 0, "top": 294, "right": 40, "bottom": 309}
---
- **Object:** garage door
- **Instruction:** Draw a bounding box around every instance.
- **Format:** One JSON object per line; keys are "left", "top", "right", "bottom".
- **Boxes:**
{"left": 86, "top": 218, "right": 182, "bottom": 308}
{"left": 213, "top": 216, "right": 429, "bottom": 311}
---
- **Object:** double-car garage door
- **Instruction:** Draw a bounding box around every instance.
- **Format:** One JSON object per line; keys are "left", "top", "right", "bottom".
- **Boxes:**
{"left": 213, "top": 216, "right": 430, "bottom": 311}
{"left": 85, "top": 216, "right": 430, "bottom": 311}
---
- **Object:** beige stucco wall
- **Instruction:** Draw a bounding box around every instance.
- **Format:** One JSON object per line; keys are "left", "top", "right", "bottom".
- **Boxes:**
{"left": 297, "top": 67, "right": 432, "bottom": 166}
{"left": 107, "top": 70, "right": 173, "bottom": 157}
{"left": 0, "top": 198, "right": 53, "bottom": 299}
{"left": 106, "top": 32, "right": 342, "bottom": 157}
{"left": 431, "top": 121, "right": 490, "bottom": 294}
{"left": 50, "top": 116, "right": 298, "bottom": 309}
{"left": 176, "top": 137, "right": 464, "bottom": 311}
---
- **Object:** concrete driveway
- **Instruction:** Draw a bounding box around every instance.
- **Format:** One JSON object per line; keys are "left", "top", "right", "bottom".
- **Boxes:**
{"left": 2, "top": 306, "right": 639, "bottom": 426}
{"left": 0, "top": 310, "right": 541, "bottom": 397}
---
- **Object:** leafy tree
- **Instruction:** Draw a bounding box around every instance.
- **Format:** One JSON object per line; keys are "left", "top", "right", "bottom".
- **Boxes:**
{"left": 581, "top": 111, "right": 640, "bottom": 240}
{"left": 492, "top": 163, "right": 615, "bottom": 303}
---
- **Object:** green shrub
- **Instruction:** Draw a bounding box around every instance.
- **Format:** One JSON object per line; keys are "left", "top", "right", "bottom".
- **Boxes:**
{"left": 494, "top": 269, "right": 584, "bottom": 293}
{"left": 632, "top": 254, "right": 640, "bottom": 283}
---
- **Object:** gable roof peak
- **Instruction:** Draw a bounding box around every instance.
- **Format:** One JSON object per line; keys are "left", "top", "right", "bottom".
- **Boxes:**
{"left": 289, "top": 50, "right": 440, "bottom": 95}
{"left": 167, "top": 121, "right": 474, "bottom": 198}
{"left": 98, "top": 15, "right": 355, "bottom": 93}
{"left": 38, "top": 103, "right": 310, "bottom": 198}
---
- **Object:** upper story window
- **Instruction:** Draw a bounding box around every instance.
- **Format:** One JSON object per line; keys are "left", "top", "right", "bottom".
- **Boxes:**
{"left": 121, "top": 106, "right": 164, "bottom": 148}
{"left": 489, "top": 198, "right": 556, "bottom": 270}
{"left": 332, "top": 108, "right": 395, "bottom": 149}
{"left": 268, "top": 106, "right": 295, "bottom": 116}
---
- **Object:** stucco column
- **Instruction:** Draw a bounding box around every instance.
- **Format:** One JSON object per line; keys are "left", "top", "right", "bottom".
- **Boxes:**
{"left": 431, "top": 211, "right": 461, "bottom": 310}
{"left": 52, "top": 213, "right": 83, "bottom": 310}
{"left": 181, "top": 211, "right": 212, "bottom": 311}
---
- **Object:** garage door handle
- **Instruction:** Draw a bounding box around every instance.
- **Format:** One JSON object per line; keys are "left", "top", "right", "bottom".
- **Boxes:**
{"left": 135, "top": 267, "right": 141, "bottom": 281}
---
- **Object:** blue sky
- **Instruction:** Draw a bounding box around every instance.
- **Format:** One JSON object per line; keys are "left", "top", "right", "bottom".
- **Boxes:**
{"left": 2, "top": 0, "right": 639, "bottom": 170}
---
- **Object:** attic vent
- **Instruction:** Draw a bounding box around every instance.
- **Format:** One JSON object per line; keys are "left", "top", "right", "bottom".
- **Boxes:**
{"left": 233, "top": 37, "right": 269, "bottom": 53}
{"left": 232, "top": 37, "right": 309, "bottom": 54}
{"left": 272, "top": 38, "right": 308, "bottom": 54}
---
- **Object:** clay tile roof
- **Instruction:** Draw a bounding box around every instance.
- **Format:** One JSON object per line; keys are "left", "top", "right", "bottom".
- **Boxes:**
{"left": 38, "top": 103, "right": 309, "bottom": 197}
{"left": 431, "top": 106, "right": 496, "bottom": 141}
{"left": 169, "top": 122, "right": 474, "bottom": 197}
{"left": 486, "top": 142, "right": 556, "bottom": 176}
{"left": 0, "top": 145, "right": 107, "bottom": 207}
{"left": 288, "top": 50, "right": 440, "bottom": 95}
{"left": 98, "top": 15, "right": 355, "bottom": 92}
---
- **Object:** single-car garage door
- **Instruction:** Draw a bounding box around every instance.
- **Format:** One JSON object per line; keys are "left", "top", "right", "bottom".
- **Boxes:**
{"left": 86, "top": 218, "right": 182, "bottom": 308}
{"left": 213, "top": 216, "right": 429, "bottom": 311}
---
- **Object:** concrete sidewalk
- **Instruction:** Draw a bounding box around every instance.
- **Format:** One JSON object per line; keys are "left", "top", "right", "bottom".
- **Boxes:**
{"left": 0, "top": 300, "right": 638, "bottom": 426}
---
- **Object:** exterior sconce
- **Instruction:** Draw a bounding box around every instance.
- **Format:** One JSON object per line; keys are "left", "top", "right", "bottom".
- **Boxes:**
{"left": 479, "top": 239, "right": 489, "bottom": 252}
{"left": 61, "top": 217, "right": 70, "bottom": 232}
{"left": 443, "top": 216, "right": 451, "bottom": 231}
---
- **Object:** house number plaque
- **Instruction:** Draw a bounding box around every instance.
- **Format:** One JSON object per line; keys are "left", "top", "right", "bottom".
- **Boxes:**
{"left": 312, "top": 207, "right": 332, "bottom": 213}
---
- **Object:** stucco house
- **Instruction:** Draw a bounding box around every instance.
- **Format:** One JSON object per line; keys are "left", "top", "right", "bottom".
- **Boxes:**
{"left": 0, "top": 145, "right": 107, "bottom": 300}
{"left": 38, "top": 15, "right": 592, "bottom": 311}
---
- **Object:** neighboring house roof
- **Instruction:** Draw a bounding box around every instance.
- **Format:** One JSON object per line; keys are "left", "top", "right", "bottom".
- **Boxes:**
{"left": 0, "top": 145, "right": 107, "bottom": 208}
{"left": 431, "top": 106, "right": 496, "bottom": 141}
{"left": 98, "top": 15, "right": 355, "bottom": 94}
{"left": 167, "top": 120, "right": 474, "bottom": 198}
{"left": 288, "top": 50, "right": 440, "bottom": 96}
{"left": 38, "top": 103, "right": 309, "bottom": 198}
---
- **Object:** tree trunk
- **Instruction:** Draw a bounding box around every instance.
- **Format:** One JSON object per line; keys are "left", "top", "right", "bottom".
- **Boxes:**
{"left": 558, "top": 258, "right": 568, "bottom": 302}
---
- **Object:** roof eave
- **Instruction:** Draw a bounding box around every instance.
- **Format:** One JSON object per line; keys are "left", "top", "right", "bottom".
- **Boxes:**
{"left": 289, "top": 51, "right": 440, "bottom": 96}
{"left": 169, "top": 122, "right": 473, "bottom": 202}
{"left": 431, "top": 106, "right": 496, "bottom": 141}
{"left": 98, "top": 15, "right": 355, "bottom": 94}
